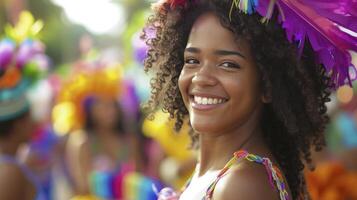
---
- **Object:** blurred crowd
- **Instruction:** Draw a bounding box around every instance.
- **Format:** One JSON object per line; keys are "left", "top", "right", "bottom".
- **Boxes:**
{"left": 0, "top": 11, "right": 196, "bottom": 200}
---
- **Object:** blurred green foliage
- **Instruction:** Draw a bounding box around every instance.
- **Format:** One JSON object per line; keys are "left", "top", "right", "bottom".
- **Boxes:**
{"left": 0, "top": 0, "right": 152, "bottom": 68}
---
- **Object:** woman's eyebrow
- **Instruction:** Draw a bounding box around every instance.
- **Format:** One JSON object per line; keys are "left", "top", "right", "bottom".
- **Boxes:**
{"left": 184, "top": 47, "right": 246, "bottom": 59}
{"left": 185, "top": 47, "right": 200, "bottom": 53}
{"left": 214, "top": 49, "right": 245, "bottom": 58}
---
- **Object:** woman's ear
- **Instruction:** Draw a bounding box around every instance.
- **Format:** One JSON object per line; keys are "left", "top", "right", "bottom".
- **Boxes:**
{"left": 261, "top": 92, "right": 272, "bottom": 103}
{"left": 261, "top": 79, "right": 272, "bottom": 103}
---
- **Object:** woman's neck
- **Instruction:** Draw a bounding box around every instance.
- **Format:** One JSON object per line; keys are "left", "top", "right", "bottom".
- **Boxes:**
{"left": 197, "top": 106, "right": 269, "bottom": 176}
{"left": 93, "top": 127, "right": 118, "bottom": 136}
{"left": 198, "top": 129, "right": 265, "bottom": 175}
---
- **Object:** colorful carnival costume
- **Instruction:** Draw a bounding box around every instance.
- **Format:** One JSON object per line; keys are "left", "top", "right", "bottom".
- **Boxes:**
{"left": 0, "top": 11, "right": 50, "bottom": 200}
{"left": 142, "top": 111, "right": 196, "bottom": 189}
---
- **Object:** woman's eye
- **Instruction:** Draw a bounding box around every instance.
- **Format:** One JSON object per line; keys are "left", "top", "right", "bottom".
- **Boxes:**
{"left": 220, "top": 61, "right": 240, "bottom": 69}
{"left": 184, "top": 58, "right": 199, "bottom": 65}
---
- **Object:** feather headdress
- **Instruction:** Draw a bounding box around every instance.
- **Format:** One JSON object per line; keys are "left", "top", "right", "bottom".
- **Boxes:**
{"left": 155, "top": 0, "right": 357, "bottom": 88}
{"left": 0, "top": 11, "right": 49, "bottom": 121}
{"left": 52, "top": 62, "right": 123, "bottom": 135}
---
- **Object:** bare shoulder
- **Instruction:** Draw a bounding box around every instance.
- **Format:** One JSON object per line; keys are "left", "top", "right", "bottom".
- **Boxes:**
{"left": 66, "top": 130, "right": 90, "bottom": 158}
{"left": 0, "top": 162, "right": 27, "bottom": 184}
{"left": 0, "top": 163, "right": 28, "bottom": 199}
{"left": 65, "top": 129, "right": 91, "bottom": 175}
{"left": 67, "top": 129, "right": 89, "bottom": 149}
{"left": 212, "top": 160, "right": 281, "bottom": 200}
{"left": 65, "top": 130, "right": 92, "bottom": 194}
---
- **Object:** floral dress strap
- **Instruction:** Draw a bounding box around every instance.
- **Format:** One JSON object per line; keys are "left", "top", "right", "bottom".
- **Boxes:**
{"left": 204, "top": 150, "right": 290, "bottom": 200}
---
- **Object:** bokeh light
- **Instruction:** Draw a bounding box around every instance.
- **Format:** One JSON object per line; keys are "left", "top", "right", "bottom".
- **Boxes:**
{"left": 337, "top": 85, "right": 354, "bottom": 104}
{"left": 50, "top": 0, "right": 125, "bottom": 35}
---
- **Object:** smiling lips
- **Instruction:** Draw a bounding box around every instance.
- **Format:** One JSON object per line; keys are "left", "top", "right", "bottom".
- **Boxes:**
{"left": 190, "top": 95, "right": 228, "bottom": 110}
{"left": 194, "top": 96, "right": 226, "bottom": 104}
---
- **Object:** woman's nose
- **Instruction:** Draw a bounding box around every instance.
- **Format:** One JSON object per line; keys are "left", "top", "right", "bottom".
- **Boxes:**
{"left": 192, "top": 64, "right": 217, "bottom": 86}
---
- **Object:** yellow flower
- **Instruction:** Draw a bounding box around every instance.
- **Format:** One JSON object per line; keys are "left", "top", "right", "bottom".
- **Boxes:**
{"left": 4, "top": 11, "right": 43, "bottom": 43}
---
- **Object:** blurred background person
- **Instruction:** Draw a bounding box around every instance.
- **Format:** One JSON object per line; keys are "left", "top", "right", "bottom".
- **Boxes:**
{"left": 0, "top": 11, "right": 50, "bottom": 200}
{"left": 52, "top": 45, "right": 164, "bottom": 199}
{"left": 67, "top": 96, "right": 136, "bottom": 198}
{"left": 20, "top": 75, "right": 70, "bottom": 200}
{"left": 53, "top": 57, "right": 131, "bottom": 199}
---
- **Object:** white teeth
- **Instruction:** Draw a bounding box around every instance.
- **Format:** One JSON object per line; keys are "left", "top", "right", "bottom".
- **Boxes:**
{"left": 194, "top": 96, "right": 202, "bottom": 104}
{"left": 193, "top": 96, "right": 226, "bottom": 105}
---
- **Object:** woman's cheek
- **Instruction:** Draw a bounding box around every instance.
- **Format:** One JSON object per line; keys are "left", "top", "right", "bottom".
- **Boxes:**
{"left": 178, "top": 69, "right": 190, "bottom": 97}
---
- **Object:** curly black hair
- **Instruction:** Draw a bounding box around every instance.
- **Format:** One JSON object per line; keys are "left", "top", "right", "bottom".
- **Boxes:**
{"left": 84, "top": 97, "right": 126, "bottom": 135}
{"left": 143, "top": 0, "right": 332, "bottom": 198}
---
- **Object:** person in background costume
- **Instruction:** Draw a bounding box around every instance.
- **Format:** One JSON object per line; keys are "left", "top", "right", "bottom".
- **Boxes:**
{"left": 54, "top": 56, "right": 163, "bottom": 199}
{"left": 0, "top": 11, "right": 49, "bottom": 200}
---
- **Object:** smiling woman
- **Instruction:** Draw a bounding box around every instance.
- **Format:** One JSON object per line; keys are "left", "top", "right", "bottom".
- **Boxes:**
{"left": 142, "top": 0, "right": 356, "bottom": 200}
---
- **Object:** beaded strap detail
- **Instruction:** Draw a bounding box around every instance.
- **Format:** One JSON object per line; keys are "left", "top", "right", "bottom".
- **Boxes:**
{"left": 204, "top": 150, "right": 290, "bottom": 200}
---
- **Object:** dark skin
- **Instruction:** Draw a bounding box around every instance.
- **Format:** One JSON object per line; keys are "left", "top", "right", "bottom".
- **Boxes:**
{"left": 178, "top": 12, "right": 290, "bottom": 199}
{"left": 0, "top": 163, "right": 36, "bottom": 200}
{"left": 0, "top": 112, "right": 36, "bottom": 200}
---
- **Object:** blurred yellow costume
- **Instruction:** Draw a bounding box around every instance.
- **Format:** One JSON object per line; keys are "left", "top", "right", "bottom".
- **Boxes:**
{"left": 142, "top": 111, "right": 195, "bottom": 188}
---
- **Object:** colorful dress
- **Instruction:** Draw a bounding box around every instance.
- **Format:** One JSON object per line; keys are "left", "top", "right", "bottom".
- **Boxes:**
{"left": 88, "top": 137, "right": 164, "bottom": 200}
{"left": 88, "top": 134, "right": 134, "bottom": 199}
{"left": 158, "top": 150, "right": 290, "bottom": 200}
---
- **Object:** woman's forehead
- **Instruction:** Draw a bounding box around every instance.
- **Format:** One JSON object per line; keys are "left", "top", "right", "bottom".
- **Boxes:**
{"left": 187, "top": 13, "right": 250, "bottom": 55}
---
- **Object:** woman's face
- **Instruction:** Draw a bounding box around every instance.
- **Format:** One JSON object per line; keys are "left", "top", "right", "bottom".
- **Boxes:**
{"left": 91, "top": 98, "right": 119, "bottom": 129}
{"left": 178, "top": 12, "right": 264, "bottom": 135}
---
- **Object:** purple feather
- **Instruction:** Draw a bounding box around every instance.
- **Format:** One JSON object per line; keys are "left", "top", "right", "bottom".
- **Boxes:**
{"left": 0, "top": 38, "right": 15, "bottom": 69}
{"left": 300, "top": 0, "right": 357, "bottom": 32}
{"left": 16, "top": 40, "right": 35, "bottom": 69}
{"left": 132, "top": 33, "right": 149, "bottom": 64}
{"left": 120, "top": 79, "right": 140, "bottom": 119}
{"left": 16, "top": 39, "right": 46, "bottom": 69}
{"left": 254, "top": 0, "right": 357, "bottom": 87}
{"left": 279, "top": 0, "right": 356, "bottom": 86}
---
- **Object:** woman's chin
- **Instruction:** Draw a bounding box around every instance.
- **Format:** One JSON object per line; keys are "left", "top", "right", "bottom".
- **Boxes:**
{"left": 191, "top": 123, "right": 219, "bottom": 135}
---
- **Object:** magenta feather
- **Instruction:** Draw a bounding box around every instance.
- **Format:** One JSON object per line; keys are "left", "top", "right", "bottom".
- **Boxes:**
{"left": 299, "top": 0, "right": 357, "bottom": 32}
{"left": 253, "top": 0, "right": 357, "bottom": 87}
